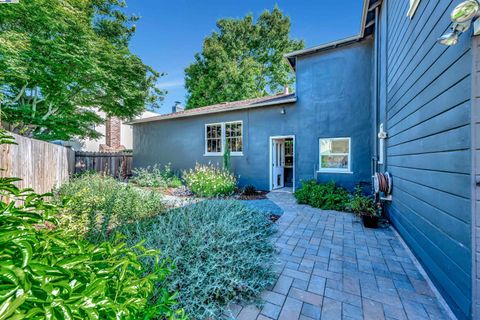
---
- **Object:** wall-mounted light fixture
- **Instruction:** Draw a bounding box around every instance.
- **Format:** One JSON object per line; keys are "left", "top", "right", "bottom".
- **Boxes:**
{"left": 280, "top": 107, "right": 286, "bottom": 115}
{"left": 438, "top": 0, "right": 480, "bottom": 45}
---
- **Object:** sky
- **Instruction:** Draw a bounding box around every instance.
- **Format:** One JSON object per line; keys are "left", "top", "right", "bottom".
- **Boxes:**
{"left": 124, "top": 1, "right": 364, "bottom": 114}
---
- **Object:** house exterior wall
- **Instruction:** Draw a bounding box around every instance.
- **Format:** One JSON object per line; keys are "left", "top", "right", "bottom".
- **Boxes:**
{"left": 378, "top": 0, "right": 473, "bottom": 318}
{"left": 133, "top": 40, "right": 373, "bottom": 191}
{"left": 472, "top": 35, "right": 480, "bottom": 320}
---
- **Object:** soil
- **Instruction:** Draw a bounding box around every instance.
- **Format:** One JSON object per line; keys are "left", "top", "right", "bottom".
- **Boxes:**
{"left": 234, "top": 190, "right": 268, "bottom": 200}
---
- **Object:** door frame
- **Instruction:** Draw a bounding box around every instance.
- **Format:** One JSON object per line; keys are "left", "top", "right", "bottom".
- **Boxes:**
{"left": 269, "top": 135, "right": 295, "bottom": 192}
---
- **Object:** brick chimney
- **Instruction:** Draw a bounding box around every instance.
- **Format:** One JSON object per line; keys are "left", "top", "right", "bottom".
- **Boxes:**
{"left": 172, "top": 101, "right": 184, "bottom": 113}
{"left": 100, "top": 116, "right": 125, "bottom": 152}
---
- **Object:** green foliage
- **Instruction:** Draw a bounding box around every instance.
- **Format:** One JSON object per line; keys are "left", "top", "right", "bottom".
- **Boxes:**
{"left": 223, "top": 140, "right": 231, "bottom": 171}
{"left": 0, "top": 134, "right": 183, "bottom": 319}
{"left": 183, "top": 163, "right": 237, "bottom": 197}
{"left": 243, "top": 184, "right": 257, "bottom": 196}
{"left": 119, "top": 200, "right": 276, "bottom": 319}
{"left": 131, "top": 164, "right": 183, "bottom": 189}
{"left": 184, "top": 6, "right": 304, "bottom": 108}
{"left": 56, "top": 173, "right": 165, "bottom": 242}
{"left": 0, "top": 0, "right": 164, "bottom": 140}
{"left": 350, "top": 186, "right": 378, "bottom": 217}
{"left": 294, "top": 180, "right": 350, "bottom": 211}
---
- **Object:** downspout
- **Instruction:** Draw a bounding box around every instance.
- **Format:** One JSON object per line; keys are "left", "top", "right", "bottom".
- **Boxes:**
{"left": 372, "top": 7, "right": 380, "bottom": 193}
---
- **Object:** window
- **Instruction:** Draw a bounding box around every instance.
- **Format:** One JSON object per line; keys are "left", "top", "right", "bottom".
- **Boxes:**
{"left": 407, "top": 0, "right": 420, "bottom": 18}
{"left": 206, "top": 123, "right": 222, "bottom": 154}
{"left": 319, "top": 137, "right": 351, "bottom": 173}
{"left": 205, "top": 121, "right": 243, "bottom": 156}
{"left": 225, "top": 121, "right": 243, "bottom": 153}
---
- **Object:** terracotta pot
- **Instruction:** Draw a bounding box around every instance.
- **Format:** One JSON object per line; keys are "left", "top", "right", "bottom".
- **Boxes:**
{"left": 362, "top": 215, "right": 379, "bottom": 228}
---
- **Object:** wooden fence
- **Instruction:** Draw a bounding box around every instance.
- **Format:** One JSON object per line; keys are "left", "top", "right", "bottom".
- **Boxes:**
{"left": 74, "top": 151, "right": 133, "bottom": 178}
{"left": 0, "top": 133, "right": 75, "bottom": 194}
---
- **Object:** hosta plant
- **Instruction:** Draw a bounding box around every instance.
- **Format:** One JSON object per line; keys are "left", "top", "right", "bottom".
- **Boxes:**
{"left": 183, "top": 163, "right": 237, "bottom": 197}
{"left": 0, "top": 129, "right": 185, "bottom": 319}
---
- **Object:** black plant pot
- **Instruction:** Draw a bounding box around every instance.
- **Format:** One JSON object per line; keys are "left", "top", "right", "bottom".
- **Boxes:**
{"left": 362, "top": 216, "right": 379, "bottom": 228}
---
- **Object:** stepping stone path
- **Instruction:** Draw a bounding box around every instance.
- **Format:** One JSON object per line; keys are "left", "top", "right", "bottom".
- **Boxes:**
{"left": 229, "top": 191, "right": 452, "bottom": 320}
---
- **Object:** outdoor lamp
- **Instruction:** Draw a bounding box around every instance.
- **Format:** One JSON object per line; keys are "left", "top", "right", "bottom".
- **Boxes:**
{"left": 451, "top": 0, "right": 479, "bottom": 23}
{"left": 438, "top": 32, "right": 460, "bottom": 45}
{"left": 438, "top": 0, "right": 480, "bottom": 45}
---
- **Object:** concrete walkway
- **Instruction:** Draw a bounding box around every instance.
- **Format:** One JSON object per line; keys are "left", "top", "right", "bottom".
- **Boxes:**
{"left": 230, "top": 191, "right": 452, "bottom": 320}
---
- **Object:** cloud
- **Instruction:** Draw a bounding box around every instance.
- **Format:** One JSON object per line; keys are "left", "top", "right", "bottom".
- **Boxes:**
{"left": 156, "top": 79, "right": 185, "bottom": 89}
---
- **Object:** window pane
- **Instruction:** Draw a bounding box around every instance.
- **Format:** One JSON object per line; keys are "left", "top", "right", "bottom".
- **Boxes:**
{"left": 321, "top": 155, "right": 348, "bottom": 169}
{"left": 331, "top": 139, "right": 349, "bottom": 153}
{"left": 237, "top": 137, "right": 242, "bottom": 152}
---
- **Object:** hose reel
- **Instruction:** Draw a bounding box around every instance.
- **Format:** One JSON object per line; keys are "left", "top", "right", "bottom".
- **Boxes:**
{"left": 373, "top": 172, "right": 392, "bottom": 195}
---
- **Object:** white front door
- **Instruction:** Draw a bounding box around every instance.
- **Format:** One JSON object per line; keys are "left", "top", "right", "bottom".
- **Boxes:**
{"left": 272, "top": 139, "right": 285, "bottom": 189}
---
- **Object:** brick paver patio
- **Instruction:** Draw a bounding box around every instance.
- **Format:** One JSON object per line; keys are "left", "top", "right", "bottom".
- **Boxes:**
{"left": 229, "top": 191, "right": 452, "bottom": 320}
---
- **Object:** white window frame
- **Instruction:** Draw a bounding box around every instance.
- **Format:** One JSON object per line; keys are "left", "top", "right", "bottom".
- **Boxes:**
{"left": 318, "top": 137, "right": 352, "bottom": 174}
{"left": 407, "top": 0, "right": 420, "bottom": 18}
{"left": 204, "top": 121, "right": 244, "bottom": 156}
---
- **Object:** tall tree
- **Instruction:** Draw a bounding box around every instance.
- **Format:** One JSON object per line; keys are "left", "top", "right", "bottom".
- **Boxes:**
{"left": 184, "top": 7, "right": 303, "bottom": 109}
{"left": 0, "top": 0, "right": 164, "bottom": 141}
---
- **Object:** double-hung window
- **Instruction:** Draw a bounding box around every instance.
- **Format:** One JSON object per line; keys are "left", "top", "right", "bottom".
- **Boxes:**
{"left": 205, "top": 121, "right": 243, "bottom": 156}
{"left": 205, "top": 123, "right": 223, "bottom": 154}
{"left": 318, "top": 137, "right": 351, "bottom": 173}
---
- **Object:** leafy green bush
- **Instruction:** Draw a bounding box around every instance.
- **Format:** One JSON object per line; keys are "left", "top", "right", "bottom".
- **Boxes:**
{"left": 0, "top": 130, "right": 184, "bottom": 319}
{"left": 131, "top": 164, "right": 183, "bottom": 188}
{"left": 183, "top": 163, "right": 237, "bottom": 197}
{"left": 350, "top": 186, "right": 378, "bottom": 217}
{"left": 119, "top": 200, "right": 276, "bottom": 319}
{"left": 294, "top": 180, "right": 350, "bottom": 211}
{"left": 56, "top": 173, "right": 165, "bottom": 242}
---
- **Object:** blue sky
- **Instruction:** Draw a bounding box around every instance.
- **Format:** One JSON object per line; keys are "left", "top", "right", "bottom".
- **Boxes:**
{"left": 124, "top": 1, "right": 363, "bottom": 114}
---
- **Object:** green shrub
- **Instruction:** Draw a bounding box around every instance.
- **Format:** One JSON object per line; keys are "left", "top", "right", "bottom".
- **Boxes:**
{"left": 56, "top": 173, "right": 165, "bottom": 242}
{"left": 295, "top": 180, "right": 350, "bottom": 211}
{"left": 131, "top": 164, "right": 183, "bottom": 188}
{"left": 350, "top": 186, "right": 378, "bottom": 217}
{"left": 0, "top": 129, "right": 184, "bottom": 320}
{"left": 183, "top": 163, "right": 237, "bottom": 197}
{"left": 119, "top": 200, "right": 276, "bottom": 319}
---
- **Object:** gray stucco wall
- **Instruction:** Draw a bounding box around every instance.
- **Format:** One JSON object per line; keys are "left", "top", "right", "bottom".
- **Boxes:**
{"left": 133, "top": 40, "right": 373, "bottom": 191}
{"left": 378, "top": 0, "right": 473, "bottom": 318}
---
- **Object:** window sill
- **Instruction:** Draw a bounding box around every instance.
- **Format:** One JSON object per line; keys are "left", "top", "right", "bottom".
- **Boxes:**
{"left": 204, "top": 153, "right": 244, "bottom": 157}
{"left": 317, "top": 170, "right": 353, "bottom": 174}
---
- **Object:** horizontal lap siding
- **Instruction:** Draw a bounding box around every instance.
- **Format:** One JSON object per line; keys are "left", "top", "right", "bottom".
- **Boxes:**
{"left": 473, "top": 37, "right": 480, "bottom": 319}
{"left": 382, "top": 0, "right": 472, "bottom": 318}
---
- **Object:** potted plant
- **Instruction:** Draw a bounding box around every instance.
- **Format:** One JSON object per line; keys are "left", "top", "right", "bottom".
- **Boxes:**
{"left": 350, "top": 186, "right": 380, "bottom": 228}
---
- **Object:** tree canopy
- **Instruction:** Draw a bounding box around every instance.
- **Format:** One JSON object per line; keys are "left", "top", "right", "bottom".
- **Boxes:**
{"left": 0, "top": 0, "right": 164, "bottom": 141}
{"left": 184, "top": 7, "right": 304, "bottom": 109}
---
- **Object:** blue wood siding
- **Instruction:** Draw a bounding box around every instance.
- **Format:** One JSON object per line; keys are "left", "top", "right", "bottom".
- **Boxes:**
{"left": 472, "top": 36, "right": 480, "bottom": 320}
{"left": 379, "top": 0, "right": 473, "bottom": 318}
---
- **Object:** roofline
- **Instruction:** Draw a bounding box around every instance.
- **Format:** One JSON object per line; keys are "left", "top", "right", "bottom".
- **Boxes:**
{"left": 284, "top": 0, "right": 372, "bottom": 65}
{"left": 127, "top": 96, "right": 297, "bottom": 125}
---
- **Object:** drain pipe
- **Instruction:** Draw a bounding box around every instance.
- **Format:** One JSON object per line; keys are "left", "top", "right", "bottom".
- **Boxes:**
{"left": 372, "top": 6, "right": 380, "bottom": 195}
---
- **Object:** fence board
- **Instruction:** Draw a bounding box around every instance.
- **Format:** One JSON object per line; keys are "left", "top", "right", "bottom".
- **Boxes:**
{"left": 74, "top": 151, "right": 132, "bottom": 178}
{"left": 0, "top": 132, "right": 75, "bottom": 194}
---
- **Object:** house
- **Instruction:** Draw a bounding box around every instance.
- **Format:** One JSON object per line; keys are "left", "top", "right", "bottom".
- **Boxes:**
{"left": 130, "top": 0, "right": 479, "bottom": 318}
{"left": 80, "top": 110, "right": 159, "bottom": 152}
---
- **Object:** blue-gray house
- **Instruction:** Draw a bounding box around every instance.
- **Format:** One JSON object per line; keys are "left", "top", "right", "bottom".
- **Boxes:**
{"left": 131, "top": 0, "right": 479, "bottom": 318}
